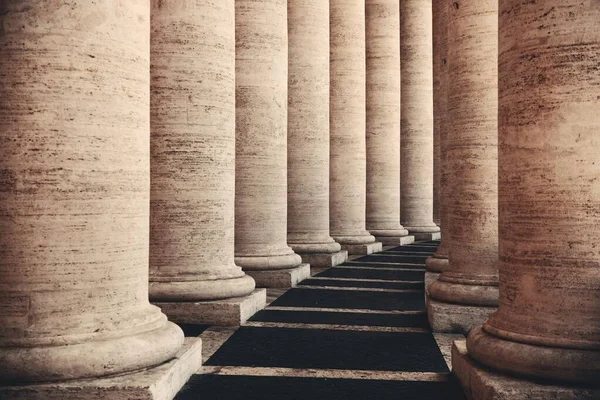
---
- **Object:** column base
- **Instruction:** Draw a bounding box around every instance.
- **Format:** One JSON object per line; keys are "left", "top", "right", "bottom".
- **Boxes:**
{"left": 0, "top": 338, "right": 202, "bottom": 400}
{"left": 425, "top": 255, "right": 449, "bottom": 273}
{"left": 374, "top": 235, "right": 415, "bottom": 246}
{"left": 245, "top": 263, "right": 311, "bottom": 288}
{"left": 452, "top": 340, "right": 600, "bottom": 400}
{"left": 426, "top": 294, "right": 496, "bottom": 335}
{"left": 425, "top": 271, "right": 441, "bottom": 289}
{"left": 299, "top": 250, "right": 348, "bottom": 268}
{"left": 341, "top": 242, "right": 383, "bottom": 255}
{"left": 153, "top": 289, "right": 266, "bottom": 326}
{"left": 412, "top": 232, "right": 441, "bottom": 241}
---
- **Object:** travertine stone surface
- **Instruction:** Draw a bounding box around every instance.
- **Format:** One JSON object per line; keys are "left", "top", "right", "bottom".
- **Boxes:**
{"left": 429, "top": 0, "right": 499, "bottom": 307}
{"left": 0, "top": 1, "right": 183, "bottom": 383}
{"left": 235, "top": 0, "right": 302, "bottom": 271}
{"left": 0, "top": 338, "right": 203, "bottom": 400}
{"left": 376, "top": 235, "right": 415, "bottom": 246}
{"left": 154, "top": 289, "right": 267, "bottom": 326}
{"left": 399, "top": 0, "right": 439, "bottom": 235}
{"left": 300, "top": 251, "right": 349, "bottom": 268}
{"left": 453, "top": 341, "right": 600, "bottom": 400}
{"left": 365, "top": 0, "right": 411, "bottom": 243}
{"left": 424, "top": 271, "right": 441, "bottom": 290}
{"left": 287, "top": 0, "right": 341, "bottom": 258}
{"left": 149, "top": 0, "right": 255, "bottom": 302}
{"left": 330, "top": 0, "right": 377, "bottom": 249}
{"left": 426, "top": 296, "right": 495, "bottom": 335}
{"left": 341, "top": 242, "right": 383, "bottom": 256}
{"left": 426, "top": 0, "right": 450, "bottom": 273}
{"left": 467, "top": 0, "right": 600, "bottom": 385}
{"left": 246, "top": 264, "right": 311, "bottom": 288}
{"left": 432, "top": 0, "right": 442, "bottom": 228}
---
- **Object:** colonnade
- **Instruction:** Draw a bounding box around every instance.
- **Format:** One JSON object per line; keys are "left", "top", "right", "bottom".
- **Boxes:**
{"left": 0, "top": 0, "right": 598, "bottom": 398}
{"left": 425, "top": 0, "right": 600, "bottom": 397}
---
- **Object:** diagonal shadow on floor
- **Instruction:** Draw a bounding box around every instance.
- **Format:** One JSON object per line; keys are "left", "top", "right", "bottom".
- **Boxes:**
{"left": 176, "top": 240, "right": 465, "bottom": 400}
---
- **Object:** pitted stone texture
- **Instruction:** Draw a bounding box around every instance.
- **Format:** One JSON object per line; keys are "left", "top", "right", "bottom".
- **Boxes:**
{"left": 399, "top": 0, "right": 439, "bottom": 235}
{"left": 300, "top": 251, "right": 349, "bottom": 268}
{"left": 365, "top": 0, "right": 410, "bottom": 242}
{"left": 429, "top": 0, "right": 450, "bottom": 267}
{"left": 0, "top": 338, "right": 202, "bottom": 400}
{"left": 246, "top": 264, "right": 311, "bottom": 288}
{"left": 412, "top": 232, "right": 441, "bottom": 242}
{"left": 154, "top": 289, "right": 267, "bottom": 326}
{"left": 287, "top": 0, "right": 341, "bottom": 257}
{"left": 375, "top": 236, "right": 415, "bottom": 246}
{"left": 426, "top": 296, "right": 495, "bottom": 335}
{"left": 425, "top": 271, "right": 441, "bottom": 290}
{"left": 467, "top": 0, "right": 600, "bottom": 385}
{"left": 429, "top": 0, "right": 498, "bottom": 308}
{"left": 0, "top": 1, "right": 183, "bottom": 383}
{"left": 235, "top": 0, "right": 302, "bottom": 271}
{"left": 453, "top": 341, "right": 600, "bottom": 400}
{"left": 329, "top": 0, "right": 376, "bottom": 247}
{"left": 341, "top": 242, "right": 384, "bottom": 256}
{"left": 149, "top": 0, "right": 255, "bottom": 302}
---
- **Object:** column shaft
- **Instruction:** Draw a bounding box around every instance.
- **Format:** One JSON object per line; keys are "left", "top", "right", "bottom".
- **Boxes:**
{"left": 329, "top": 0, "right": 377, "bottom": 248}
{"left": 467, "top": 0, "right": 600, "bottom": 384}
{"left": 399, "top": 0, "right": 440, "bottom": 236}
{"left": 149, "top": 0, "right": 255, "bottom": 301}
{"left": 0, "top": 1, "right": 182, "bottom": 383}
{"left": 365, "top": 0, "right": 411, "bottom": 244}
{"left": 426, "top": 0, "right": 450, "bottom": 273}
{"left": 235, "top": 0, "right": 302, "bottom": 271}
{"left": 428, "top": 0, "right": 499, "bottom": 307}
{"left": 287, "top": 0, "right": 341, "bottom": 256}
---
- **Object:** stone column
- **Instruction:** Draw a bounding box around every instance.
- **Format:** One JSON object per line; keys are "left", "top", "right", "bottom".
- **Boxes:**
{"left": 235, "top": 0, "right": 309, "bottom": 287}
{"left": 365, "top": 0, "right": 414, "bottom": 247}
{"left": 149, "top": 0, "right": 265, "bottom": 326}
{"left": 287, "top": 0, "right": 348, "bottom": 268}
{"left": 0, "top": 0, "right": 197, "bottom": 393}
{"left": 330, "top": 0, "right": 382, "bottom": 256}
{"left": 425, "top": 0, "right": 450, "bottom": 286}
{"left": 455, "top": 1, "right": 600, "bottom": 396}
{"left": 400, "top": 0, "right": 440, "bottom": 241}
{"left": 427, "top": 0, "right": 498, "bottom": 334}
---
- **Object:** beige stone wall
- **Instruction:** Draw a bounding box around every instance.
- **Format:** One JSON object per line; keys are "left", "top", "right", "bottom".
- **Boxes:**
{"left": 0, "top": 0, "right": 182, "bottom": 383}
{"left": 149, "top": 0, "right": 255, "bottom": 300}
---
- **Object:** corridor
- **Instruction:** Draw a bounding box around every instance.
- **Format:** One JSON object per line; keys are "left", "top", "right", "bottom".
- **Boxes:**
{"left": 176, "top": 241, "right": 465, "bottom": 400}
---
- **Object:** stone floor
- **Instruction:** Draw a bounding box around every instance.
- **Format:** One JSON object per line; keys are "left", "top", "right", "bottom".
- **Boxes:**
{"left": 175, "top": 241, "right": 466, "bottom": 399}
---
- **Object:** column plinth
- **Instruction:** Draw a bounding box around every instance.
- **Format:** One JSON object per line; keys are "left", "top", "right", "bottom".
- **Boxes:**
{"left": 426, "top": 0, "right": 450, "bottom": 274}
{"left": 235, "top": 0, "right": 305, "bottom": 286}
{"left": 287, "top": 0, "right": 346, "bottom": 268}
{"left": 329, "top": 0, "right": 380, "bottom": 254}
{"left": 463, "top": 0, "right": 600, "bottom": 389}
{"left": 427, "top": 0, "right": 498, "bottom": 333}
{"left": 0, "top": 0, "right": 183, "bottom": 386}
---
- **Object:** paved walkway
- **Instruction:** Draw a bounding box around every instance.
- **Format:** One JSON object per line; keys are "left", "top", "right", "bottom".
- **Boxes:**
{"left": 176, "top": 241, "right": 465, "bottom": 399}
